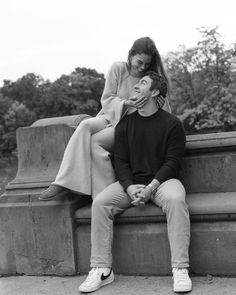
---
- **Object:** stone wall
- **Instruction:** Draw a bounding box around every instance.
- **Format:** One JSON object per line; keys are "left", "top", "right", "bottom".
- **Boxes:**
{"left": 0, "top": 115, "right": 236, "bottom": 276}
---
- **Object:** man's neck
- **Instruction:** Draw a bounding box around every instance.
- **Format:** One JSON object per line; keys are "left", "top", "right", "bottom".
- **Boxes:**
{"left": 138, "top": 100, "right": 159, "bottom": 117}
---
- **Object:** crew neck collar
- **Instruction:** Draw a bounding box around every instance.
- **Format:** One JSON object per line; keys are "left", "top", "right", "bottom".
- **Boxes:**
{"left": 136, "top": 108, "right": 162, "bottom": 119}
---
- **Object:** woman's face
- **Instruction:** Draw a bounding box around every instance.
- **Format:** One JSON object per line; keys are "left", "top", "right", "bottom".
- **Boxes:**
{"left": 129, "top": 53, "right": 152, "bottom": 78}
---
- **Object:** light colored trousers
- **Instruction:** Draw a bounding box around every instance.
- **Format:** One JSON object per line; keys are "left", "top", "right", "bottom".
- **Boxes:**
{"left": 91, "top": 179, "right": 190, "bottom": 269}
{"left": 54, "top": 116, "right": 116, "bottom": 197}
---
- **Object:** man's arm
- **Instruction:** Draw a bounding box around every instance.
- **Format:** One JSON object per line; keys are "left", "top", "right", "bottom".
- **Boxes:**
{"left": 154, "top": 119, "right": 186, "bottom": 184}
{"left": 135, "top": 120, "right": 185, "bottom": 205}
{"left": 114, "top": 121, "right": 146, "bottom": 202}
{"left": 114, "top": 120, "right": 134, "bottom": 191}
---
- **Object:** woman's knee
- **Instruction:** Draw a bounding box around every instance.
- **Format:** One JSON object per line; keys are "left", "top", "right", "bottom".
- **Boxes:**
{"left": 91, "top": 127, "right": 114, "bottom": 153}
{"left": 92, "top": 194, "right": 108, "bottom": 213}
{"left": 77, "top": 117, "right": 107, "bottom": 134}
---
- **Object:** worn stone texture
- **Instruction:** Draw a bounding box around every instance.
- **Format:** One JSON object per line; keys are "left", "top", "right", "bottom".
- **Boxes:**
{"left": 0, "top": 115, "right": 91, "bottom": 276}
{"left": 75, "top": 131, "right": 236, "bottom": 276}
{"left": 1, "top": 275, "right": 236, "bottom": 295}
{"left": 0, "top": 191, "right": 89, "bottom": 275}
{"left": 75, "top": 203, "right": 236, "bottom": 276}
{"left": 1, "top": 115, "right": 236, "bottom": 277}
{"left": 7, "top": 114, "right": 90, "bottom": 190}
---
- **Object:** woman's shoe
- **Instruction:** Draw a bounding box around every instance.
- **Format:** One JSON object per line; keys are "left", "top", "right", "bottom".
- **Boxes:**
{"left": 39, "top": 184, "right": 69, "bottom": 201}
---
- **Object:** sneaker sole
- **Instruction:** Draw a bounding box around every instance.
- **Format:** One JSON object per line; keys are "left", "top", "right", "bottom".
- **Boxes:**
{"left": 38, "top": 189, "right": 69, "bottom": 201}
{"left": 174, "top": 285, "right": 192, "bottom": 293}
{"left": 79, "top": 274, "right": 114, "bottom": 293}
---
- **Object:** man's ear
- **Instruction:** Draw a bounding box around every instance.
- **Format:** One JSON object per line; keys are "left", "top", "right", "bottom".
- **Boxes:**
{"left": 151, "top": 89, "right": 160, "bottom": 98}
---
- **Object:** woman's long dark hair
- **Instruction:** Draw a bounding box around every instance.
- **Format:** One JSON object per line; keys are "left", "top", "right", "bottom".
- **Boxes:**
{"left": 127, "top": 37, "right": 170, "bottom": 92}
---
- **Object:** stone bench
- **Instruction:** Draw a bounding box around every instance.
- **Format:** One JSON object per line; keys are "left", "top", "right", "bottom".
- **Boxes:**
{"left": 74, "top": 131, "right": 236, "bottom": 276}
{"left": 75, "top": 192, "right": 236, "bottom": 276}
{"left": 0, "top": 115, "right": 236, "bottom": 276}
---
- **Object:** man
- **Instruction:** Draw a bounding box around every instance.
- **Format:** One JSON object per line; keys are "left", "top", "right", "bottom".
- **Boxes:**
{"left": 79, "top": 71, "right": 192, "bottom": 293}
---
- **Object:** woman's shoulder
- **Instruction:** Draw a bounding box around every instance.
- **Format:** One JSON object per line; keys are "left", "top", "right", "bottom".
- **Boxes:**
{"left": 107, "top": 61, "right": 128, "bottom": 76}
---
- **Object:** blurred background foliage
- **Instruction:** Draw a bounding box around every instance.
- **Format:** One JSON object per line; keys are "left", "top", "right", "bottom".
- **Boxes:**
{"left": 0, "top": 27, "right": 235, "bottom": 180}
{"left": 165, "top": 27, "right": 236, "bottom": 133}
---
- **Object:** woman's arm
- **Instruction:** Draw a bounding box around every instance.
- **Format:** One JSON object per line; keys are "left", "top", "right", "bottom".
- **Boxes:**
{"left": 100, "top": 62, "right": 127, "bottom": 126}
{"left": 162, "top": 94, "right": 172, "bottom": 113}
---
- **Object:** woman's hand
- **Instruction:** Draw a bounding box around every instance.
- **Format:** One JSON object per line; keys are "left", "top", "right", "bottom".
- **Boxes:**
{"left": 125, "top": 96, "right": 148, "bottom": 109}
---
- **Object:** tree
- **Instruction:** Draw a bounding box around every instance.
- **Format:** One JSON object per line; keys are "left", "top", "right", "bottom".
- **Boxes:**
{"left": 165, "top": 27, "right": 236, "bottom": 133}
{"left": 36, "top": 67, "right": 105, "bottom": 118}
{"left": 1, "top": 73, "right": 44, "bottom": 111}
{"left": 0, "top": 101, "right": 36, "bottom": 154}
{"left": 0, "top": 67, "right": 105, "bottom": 157}
{"left": 0, "top": 94, "right": 13, "bottom": 125}
{"left": 69, "top": 67, "right": 104, "bottom": 116}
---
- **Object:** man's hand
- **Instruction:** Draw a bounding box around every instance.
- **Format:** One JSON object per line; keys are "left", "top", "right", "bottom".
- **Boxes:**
{"left": 126, "top": 184, "right": 145, "bottom": 203}
{"left": 136, "top": 186, "right": 152, "bottom": 204}
{"left": 127, "top": 185, "right": 151, "bottom": 207}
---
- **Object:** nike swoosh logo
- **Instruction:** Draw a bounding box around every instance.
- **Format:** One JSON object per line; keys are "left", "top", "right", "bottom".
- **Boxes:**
{"left": 101, "top": 268, "right": 112, "bottom": 281}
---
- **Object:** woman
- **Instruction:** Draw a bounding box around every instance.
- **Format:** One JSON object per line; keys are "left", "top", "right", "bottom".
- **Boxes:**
{"left": 39, "top": 37, "right": 171, "bottom": 200}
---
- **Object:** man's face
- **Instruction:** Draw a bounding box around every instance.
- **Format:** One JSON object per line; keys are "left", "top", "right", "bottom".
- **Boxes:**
{"left": 134, "top": 76, "right": 153, "bottom": 99}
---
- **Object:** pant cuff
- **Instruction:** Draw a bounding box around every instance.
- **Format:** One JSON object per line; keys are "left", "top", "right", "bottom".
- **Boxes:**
{"left": 90, "top": 262, "right": 112, "bottom": 268}
{"left": 172, "top": 263, "right": 189, "bottom": 269}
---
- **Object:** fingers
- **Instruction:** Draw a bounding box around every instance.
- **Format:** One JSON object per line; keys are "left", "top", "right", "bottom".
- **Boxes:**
{"left": 132, "top": 200, "right": 145, "bottom": 206}
{"left": 130, "top": 194, "right": 137, "bottom": 201}
{"left": 127, "top": 184, "right": 146, "bottom": 201}
{"left": 131, "top": 195, "right": 145, "bottom": 207}
{"left": 133, "top": 96, "right": 147, "bottom": 108}
{"left": 132, "top": 198, "right": 144, "bottom": 206}
{"left": 131, "top": 198, "right": 140, "bottom": 205}
{"left": 131, "top": 185, "right": 145, "bottom": 194}
{"left": 135, "top": 184, "right": 146, "bottom": 189}
{"left": 129, "top": 96, "right": 147, "bottom": 108}
{"left": 136, "top": 192, "right": 144, "bottom": 198}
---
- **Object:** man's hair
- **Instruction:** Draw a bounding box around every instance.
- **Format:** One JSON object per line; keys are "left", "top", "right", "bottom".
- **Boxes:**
{"left": 145, "top": 71, "right": 167, "bottom": 98}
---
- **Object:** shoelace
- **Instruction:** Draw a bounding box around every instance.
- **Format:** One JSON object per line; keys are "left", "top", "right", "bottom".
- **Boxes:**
{"left": 174, "top": 269, "right": 188, "bottom": 281}
{"left": 85, "top": 267, "right": 104, "bottom": 282}
{"left": 85, "top": 268, "right": 97, "bottom": 282}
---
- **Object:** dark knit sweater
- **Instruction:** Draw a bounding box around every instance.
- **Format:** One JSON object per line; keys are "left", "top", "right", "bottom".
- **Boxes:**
{"left": 114, "top": 109, "right": 186, "bottom": 191}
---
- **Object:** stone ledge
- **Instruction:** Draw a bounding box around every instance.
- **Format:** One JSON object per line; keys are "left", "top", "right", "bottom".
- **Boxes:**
{"left": 186, "top": 131, "right": 236, "bottom": 153}
{"left": 5, "top": 114, "right": 91, "bottom": 191}
{"left": 75, "top": 192, "right": 236, "bottom": 224}
{"left": 31, "top": 114, "right": 91, "bottom": 128}
{"left": 75, "top": 192, "right": 236, "bottom": 276}
{"left": 4, "top": 114, "right": 236, "bottom": 194}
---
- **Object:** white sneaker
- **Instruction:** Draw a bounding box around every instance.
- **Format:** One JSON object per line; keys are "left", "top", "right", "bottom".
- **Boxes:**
{"left": 172, "top": 268, "right": 192, "bottom": 293}
{"left": 79, "top": 267, "right": 114, "bottom": 293}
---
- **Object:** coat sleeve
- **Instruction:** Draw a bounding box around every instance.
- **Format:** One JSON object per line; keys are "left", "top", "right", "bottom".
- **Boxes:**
{"left": 100, "top": 63, "right": 127, "bottom": 126}
{"left": 162, "top": 95, "right": 172, "bottom": 113}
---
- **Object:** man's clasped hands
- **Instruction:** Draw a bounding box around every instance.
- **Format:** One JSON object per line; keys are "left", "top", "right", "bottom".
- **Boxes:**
{"left": 126, "top": 184, "right": 153, "bottom": 206}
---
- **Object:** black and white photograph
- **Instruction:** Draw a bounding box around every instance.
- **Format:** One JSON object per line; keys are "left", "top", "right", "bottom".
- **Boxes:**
{"left": 0, "top": 0, "right": 236, "bottom": 294}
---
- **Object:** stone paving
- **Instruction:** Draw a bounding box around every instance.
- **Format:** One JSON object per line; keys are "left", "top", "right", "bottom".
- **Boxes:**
{"left": 1, "top": 275, "right": 236, "bottom": 295}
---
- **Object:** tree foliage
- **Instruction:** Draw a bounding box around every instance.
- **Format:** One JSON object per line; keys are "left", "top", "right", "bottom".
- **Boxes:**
{"left": 0, "top": 27, "right": 235, "bottom": 160}
{"left": 0, "top": 68, "right": 105, "bottom": 156}
{"left": 165, "top": 27, "right": 236, "bottom": 133}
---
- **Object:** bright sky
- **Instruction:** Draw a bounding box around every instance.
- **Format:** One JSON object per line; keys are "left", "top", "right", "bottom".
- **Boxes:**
{"left": 1, "top": 0, "right": 235, "bottom": 86}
